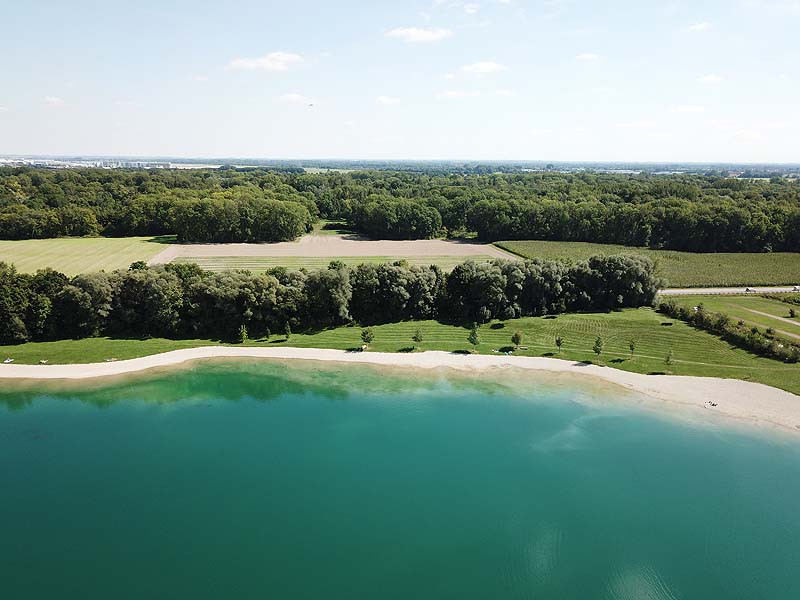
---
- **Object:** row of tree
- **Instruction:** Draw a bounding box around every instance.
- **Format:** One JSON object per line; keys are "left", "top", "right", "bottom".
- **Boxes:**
{"left": 1, "top": 167, "right": 798, "bottom": 251}
{"left": 0, "top": 255, "right": 661, "bottom": 344}
{"left": 657, "top": 299, "right": 800, "bottom": 362}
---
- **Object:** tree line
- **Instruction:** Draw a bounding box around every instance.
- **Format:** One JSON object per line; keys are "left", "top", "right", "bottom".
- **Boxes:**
{"left": 1, "top": 167, "right": 798, "bottom": 251}
{"left": 657, "top": 299, "right": 800, "bottom": 363}
{"left": 0, "top": 255, "right": 660, "bottom": 345}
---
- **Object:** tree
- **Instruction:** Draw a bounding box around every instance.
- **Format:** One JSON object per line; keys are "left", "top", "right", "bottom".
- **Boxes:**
{"left": 412, "top": 327, "right": 423, "bottom": 348}
{"left": 284, "top": 322, "right": 292, "bottom": 340}
{"left": 238, "top": 324, "right": 248, "bottom": 343}
{"left": 593, "top": 336, "right": 604, "bottom": 360}
{"left": 555, "top": 334, "right": 563, "bottom": 354}
{"left": 665, "top": 349, "right": 674, "bottom": 367}
{"left": 468, "top": 324, "right": 481, "bottom": 352}
{"left": 361, "top": 327, "right": 374, "bottom": 347}
{"left": 629, "top": 339, "right": 636, "bottom": 358}
{"left": 511, "top": 330, "right": 523, "bottom": 348}
{"left": 790, "top": 308, "right": 796, "bottom": 319}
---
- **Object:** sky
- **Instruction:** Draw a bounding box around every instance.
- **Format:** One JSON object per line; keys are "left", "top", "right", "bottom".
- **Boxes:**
{"left": 1, "top": 0, "right": 798, "bottom": 162}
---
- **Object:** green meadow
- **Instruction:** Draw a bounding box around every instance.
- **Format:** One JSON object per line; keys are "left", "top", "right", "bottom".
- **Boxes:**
{"left": 3, "top": 308, "right": 798, "bottom": 395}
{"left": 671, "top": 294, "right": 800, "bottom": 343}
{"left": 0, "top": 236, "right": 170, "bottom": 275}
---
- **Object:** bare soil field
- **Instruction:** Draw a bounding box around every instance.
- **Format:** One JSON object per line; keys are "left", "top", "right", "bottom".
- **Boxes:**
{"left": 150, "top": 232, "right": 517, "bottom": 268}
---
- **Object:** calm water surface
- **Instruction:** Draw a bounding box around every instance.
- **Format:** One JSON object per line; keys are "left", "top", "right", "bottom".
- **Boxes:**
{"left": 1, "top": 361, "right": 799, "bottom": 599}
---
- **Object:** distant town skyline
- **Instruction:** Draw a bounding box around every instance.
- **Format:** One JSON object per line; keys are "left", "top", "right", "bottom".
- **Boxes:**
{"left": 1, "top": 0, "right": 798, "bottom": 162}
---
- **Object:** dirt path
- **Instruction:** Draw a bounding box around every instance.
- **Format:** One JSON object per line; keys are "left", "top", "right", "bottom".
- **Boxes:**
{"left": 660, "top": 287, "right": 798, "bottom": 296}
{"left": 737, "top": 309, "right": 800, "bottom": 341}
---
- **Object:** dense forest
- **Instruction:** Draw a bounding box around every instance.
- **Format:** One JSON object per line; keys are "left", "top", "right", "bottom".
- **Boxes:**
{"left": 1, "top": 167, "right": 799, "bottom": 251}
{"left": 0, "top": 255, "right": 660, "bottom": 344}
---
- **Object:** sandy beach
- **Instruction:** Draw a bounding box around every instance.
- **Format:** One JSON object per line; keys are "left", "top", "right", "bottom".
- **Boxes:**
{"left": 1, "top": 347, "right": 798, "bottom": 432}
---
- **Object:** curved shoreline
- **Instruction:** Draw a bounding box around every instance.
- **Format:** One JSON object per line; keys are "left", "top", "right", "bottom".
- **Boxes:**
{"left": 1, "top": 346, "right": 799, "bottom": 432}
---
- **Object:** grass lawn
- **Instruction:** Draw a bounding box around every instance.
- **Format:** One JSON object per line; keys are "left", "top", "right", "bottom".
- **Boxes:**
{"left": 173, "top": 255, "right": 500, "bottom": 272}
{"left": 2, "top": 308, "right": 798, "bottom": 395}
{"left": 670, "top": 294, "right": 800, "bottom": 342}
{"left": 495, "top": 240, "right": 800, "bottom": 288}
{"left": 0, "top": 236, "right": 172, "bottom": 276}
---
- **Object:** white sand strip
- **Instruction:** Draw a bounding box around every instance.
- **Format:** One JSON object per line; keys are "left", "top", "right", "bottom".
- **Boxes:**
{"left": 1, "top": 347, "right": 798, "bottom": 432}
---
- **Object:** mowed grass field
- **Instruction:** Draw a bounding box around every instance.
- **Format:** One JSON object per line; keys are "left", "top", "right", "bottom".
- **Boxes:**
{"left": 0, "top": 237, "right": 170, "bottom": 275}
{"left": 2, "top": 308, "right": 798, "bottom": 395}
{"left": 671, "top": 294, "right": 800, "bottom": 342}
{"left": 496, "top": 240, "right": 800, "bottom": 288}
{"left": 173, "top": 255, "right": 500, "bottom": 272}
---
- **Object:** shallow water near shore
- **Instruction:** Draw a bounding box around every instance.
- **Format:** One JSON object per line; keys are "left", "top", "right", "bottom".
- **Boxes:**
{"left": 2, "top": 361, "right": 799, "bottom": 599}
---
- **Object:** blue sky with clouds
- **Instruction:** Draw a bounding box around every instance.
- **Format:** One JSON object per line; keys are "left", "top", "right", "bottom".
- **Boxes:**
{"left": 1, "top": 0, "right": 798, "bottom": 161}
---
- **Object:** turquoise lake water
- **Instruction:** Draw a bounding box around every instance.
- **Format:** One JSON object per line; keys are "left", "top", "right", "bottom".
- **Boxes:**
{"left": 1, "top": 361, "right": 799, "bottom": 599}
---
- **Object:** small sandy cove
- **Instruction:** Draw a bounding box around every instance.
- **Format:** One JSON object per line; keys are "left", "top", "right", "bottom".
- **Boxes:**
{"left": 1, "top": 347, "right": 798, "bottom": 432}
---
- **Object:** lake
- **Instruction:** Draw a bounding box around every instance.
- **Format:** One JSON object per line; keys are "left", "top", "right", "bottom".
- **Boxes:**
{"left": 2, "top": 360, "right": 799, "bottom": 599}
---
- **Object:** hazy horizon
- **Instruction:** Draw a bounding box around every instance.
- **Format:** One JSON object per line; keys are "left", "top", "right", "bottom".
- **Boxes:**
{"left": 2, "top": 1, "right": 798, "bottom": 162}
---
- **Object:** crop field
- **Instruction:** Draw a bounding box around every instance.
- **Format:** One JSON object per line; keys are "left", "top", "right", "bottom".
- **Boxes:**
{"left": 172, "top": 255, "right": 501, "bottom": 272}
{"left": 671, "top": 294, "right": 800, "bottom": 342}
{"left": 496, "top": 240, "right": 800, "bottom": 288}
{"left": 2, "top": 308, "right": 798, "bottom": 395}
{"left": 0, "top": 236, "right": 170, "bottom": 276}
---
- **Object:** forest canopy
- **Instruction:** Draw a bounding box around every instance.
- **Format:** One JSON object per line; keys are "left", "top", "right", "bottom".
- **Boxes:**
{"left": 1, "top": 167, "right": 798, "bottom": 251}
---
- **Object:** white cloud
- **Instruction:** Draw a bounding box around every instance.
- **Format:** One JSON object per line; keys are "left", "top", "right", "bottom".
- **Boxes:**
{"left": 575, "top": 53, "right": 599, "bottom": 61}
{"left": 116, "top": 100, "right": 144, "bottom": 109}
{"left": 229, "top": 51, "right": 303, "bottom": 72}
{"left": 743, "top": 1, "right": 800, "bottom": 16}
{"left": 0, "top": 106, "right": 8, "bottom": 112}
{"left": 707, "top": 119, "right": 733, "bottom": 130}
{"left": 377, "top": 95, "right": 401, "bottom": 105}
{"left": 418, "top": 10, "right": 431, "bottom": 21}
{"left": 464, "top": 3, "right": 481, "bottom": 14}
{"left": 277, "top": 93, "right": 311, "bottom": 104}
{"left": 437, "top": 90, "right": 481, "bottom": 98}
{"left": 687, "top": 22, "right": 712, "bottom": 31}
{"left": 44, "top": 96, "right": 65, "bottom": 107}
{"left": 461, "top": 60, "right": 508, "bottom": 74}
{"left": 616, "top": 120, "right": 658, "bottom": 129}
{"left": 698, "top": 74, "right": 723, "bottom": 84}
{"left": 673, "top": 104, "right": 706, "bottom": 113}
{"left": 193, "top": 75, "right": 209, "bottom": 82}
{"left": 494, "top": 89, "right": 514, "bottom": 96}
{"left": 385, "top": 27, "right": 454, "bottom": 43}
{"left": 443, "top": 73, "right": 456, "bottom": 79}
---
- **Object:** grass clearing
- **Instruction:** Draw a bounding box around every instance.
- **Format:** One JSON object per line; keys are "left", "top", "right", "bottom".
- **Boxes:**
{"left": 671, "top": 294, "right": 800, "bottom": 342}
{"left": 173, "top": 255, "right": 500, "bottom": 272}
{"left": 2, "top": 308, "right": 798, "bottom": 395}
{"left": 496, "top": 240, "right": 800, "bottom": 288}
{"left": 0, "top": 236, "right": 172, "bottom": 276}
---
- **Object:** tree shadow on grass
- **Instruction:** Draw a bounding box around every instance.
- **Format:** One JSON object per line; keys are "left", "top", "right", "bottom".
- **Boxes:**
{"left": 397, "top": 346, "right": 416, "bottom": 353}
{"left": 490, "top": 323, "right": 505, "bottom": 330}
{"left": 451, "top": 349, "right": 472, "bottom": 355}
{"left": 648, "top": 371, "right": 668, "bottom": 375}
{"left": 145, "top": 235, "right": 178, "bottom": 244}
{"left": 609, "top": 358, "right": 625, "bottom": 364}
